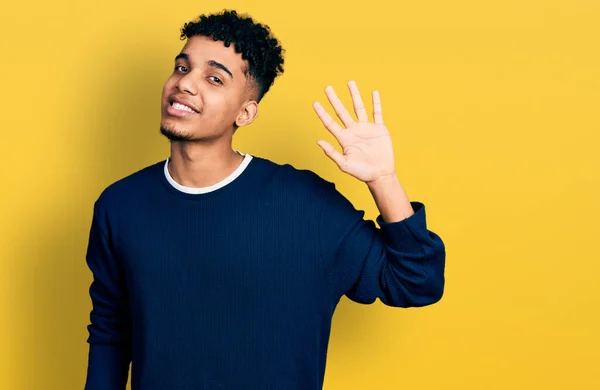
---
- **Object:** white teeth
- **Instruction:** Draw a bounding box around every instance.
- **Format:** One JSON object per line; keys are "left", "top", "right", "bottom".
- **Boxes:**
{"left": 172, "top": 102, "right": 195, "bottom": 112}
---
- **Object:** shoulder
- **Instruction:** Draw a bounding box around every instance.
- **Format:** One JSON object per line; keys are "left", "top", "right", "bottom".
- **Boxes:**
{"left": 251, "top": 155, "right": 336, "bottom": 196}
{"left": 95, "top": 160, "right": 164, "bottom": 208}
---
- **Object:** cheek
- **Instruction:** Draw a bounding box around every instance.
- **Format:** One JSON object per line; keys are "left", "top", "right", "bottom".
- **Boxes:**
{"left": 203, "top": 93, "right": 234, "bottom": 116}
{"left": 161, "top": 77, "right": 177, "bottom": 98}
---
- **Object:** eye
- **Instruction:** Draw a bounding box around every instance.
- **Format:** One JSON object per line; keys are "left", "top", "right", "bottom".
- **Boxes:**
{"left": 174, "top": 65, "right": 187, "bottom": 72}
{"left": 209, "top": 76, "right": 223, "bottom": 85}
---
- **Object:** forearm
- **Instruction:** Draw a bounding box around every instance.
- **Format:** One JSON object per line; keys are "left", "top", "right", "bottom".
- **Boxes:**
{"left": 366, "top": 173, "right": 414, "bottom": 223}
{"left": 318, "top": 178, "right": 445, "bottom": 306}
{"left": 85, "top": 199, "right": 132, "bottom": 389}
{"left": 85, "top": 343, "right": 131, "bottom": 390}
{"left": 85, "top": 276, "right": 132, "bottom": 389}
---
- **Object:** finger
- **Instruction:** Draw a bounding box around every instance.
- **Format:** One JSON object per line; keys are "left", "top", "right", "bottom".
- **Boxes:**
{"left": 372, "top": 90, "right": 384, "bottom": 125}
{"left": 348, "top": 80, "right": 369, "bottom": 122}
{"left": 325, "top": 86, "right": 355, "bottom": 128}
{"left": 317, "top": 140, "right": 346, "bottom": 170}
{"left": 313, "top": 101, "right": 343, "bottom": 139}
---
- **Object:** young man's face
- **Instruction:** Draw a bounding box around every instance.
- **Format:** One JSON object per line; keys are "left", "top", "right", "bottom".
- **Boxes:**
{"left": 160, "top": 35, "right": 257, "bottom": 142}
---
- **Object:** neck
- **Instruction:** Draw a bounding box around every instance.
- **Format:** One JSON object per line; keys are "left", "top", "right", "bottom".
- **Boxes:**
{"left": 167, "top": 141, "right": 244, "bottom": 188}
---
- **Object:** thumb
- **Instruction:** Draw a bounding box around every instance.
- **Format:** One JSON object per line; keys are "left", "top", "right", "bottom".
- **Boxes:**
{"left": 317, "top": 140, "right": 346, "bottom": 170}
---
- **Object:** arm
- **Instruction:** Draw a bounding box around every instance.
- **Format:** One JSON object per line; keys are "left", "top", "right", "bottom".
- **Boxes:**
{"left": 84, "top": 198, "right": 131, "bottom": 389}
{"left": 313, "top": 80, "right": 445, "bottom": 307}
{"left": 318, "top": 181, "right": 445, "bottom": 307}
{"left": 366, "top": 173, "right": 413, "bottom": 223}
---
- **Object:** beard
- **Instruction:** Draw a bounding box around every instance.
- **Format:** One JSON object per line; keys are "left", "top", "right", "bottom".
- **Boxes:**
{"left": 160, "top": 120, "right": 239, "bottom": 143}
{"left": 160, "top": 122, "right": 194, "bottom": 142}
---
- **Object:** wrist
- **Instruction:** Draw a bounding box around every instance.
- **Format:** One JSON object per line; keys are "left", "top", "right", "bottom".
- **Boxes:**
{"left": 366, "top": 172, "right": 398, "bottom": 190}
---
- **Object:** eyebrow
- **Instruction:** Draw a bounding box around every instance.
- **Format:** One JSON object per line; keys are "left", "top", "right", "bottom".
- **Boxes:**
{"left": 174, "top": 53, "right": 234, "bottom": 79}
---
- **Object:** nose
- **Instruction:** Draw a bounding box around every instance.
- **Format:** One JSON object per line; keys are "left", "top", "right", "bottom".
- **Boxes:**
{"left": 175, "top": 72, "right": 198, "bottom": 95}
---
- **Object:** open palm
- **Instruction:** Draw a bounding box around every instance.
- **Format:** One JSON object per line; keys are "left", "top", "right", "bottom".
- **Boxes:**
{"left": 313, "top": 80, "right": 396, "bottom": 183}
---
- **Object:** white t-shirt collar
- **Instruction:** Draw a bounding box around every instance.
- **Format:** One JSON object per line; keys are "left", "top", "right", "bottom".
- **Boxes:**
{"left": 164, "top": 150, "right": 253, "bottom": 194}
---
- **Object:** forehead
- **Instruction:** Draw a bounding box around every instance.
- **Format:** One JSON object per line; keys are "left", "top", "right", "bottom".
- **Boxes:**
{"left": 179, "top": 35, "right": 246, "bottom": 75}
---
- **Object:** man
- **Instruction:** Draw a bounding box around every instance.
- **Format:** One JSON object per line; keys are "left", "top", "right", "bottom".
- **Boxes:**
{"left": 84, "top": 9, "right": 445, "bottom": 390}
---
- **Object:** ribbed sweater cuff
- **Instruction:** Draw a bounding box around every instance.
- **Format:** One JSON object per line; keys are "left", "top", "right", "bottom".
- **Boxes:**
{"left": 376, "top": 201, "right": 428, "bottom": 252}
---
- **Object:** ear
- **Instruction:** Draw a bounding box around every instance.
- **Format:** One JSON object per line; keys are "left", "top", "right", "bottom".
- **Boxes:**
{"left": 235, "top": 100, "right": 258, "bottom": 127}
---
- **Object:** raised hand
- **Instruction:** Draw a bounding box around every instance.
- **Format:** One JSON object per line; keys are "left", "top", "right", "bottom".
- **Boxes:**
{"left": 313, "top": 80, "right": 396, "bottom": 184}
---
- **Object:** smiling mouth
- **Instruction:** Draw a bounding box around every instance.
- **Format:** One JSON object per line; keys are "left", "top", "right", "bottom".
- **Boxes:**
{"left": 171, "top": 101, "right": 197, "bottom": 113}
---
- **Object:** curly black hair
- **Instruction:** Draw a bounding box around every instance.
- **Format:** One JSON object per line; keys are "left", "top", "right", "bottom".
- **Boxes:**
{"left": 180, "top": 9, "right": 285, "bottom": 103}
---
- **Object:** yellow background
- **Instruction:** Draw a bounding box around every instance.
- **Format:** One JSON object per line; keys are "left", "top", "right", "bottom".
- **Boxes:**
{"left": 1, "top": 0, "right": 599, "bottom": 389}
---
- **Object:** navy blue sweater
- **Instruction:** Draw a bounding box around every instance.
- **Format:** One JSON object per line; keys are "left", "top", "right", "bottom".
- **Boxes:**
{"left": 84, "top": 155, "right": 445, "bottom": 390}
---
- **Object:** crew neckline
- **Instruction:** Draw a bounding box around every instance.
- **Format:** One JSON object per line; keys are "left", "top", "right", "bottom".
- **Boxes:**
{"left": 164, "top": 150, "right": 253, "bottom": 195}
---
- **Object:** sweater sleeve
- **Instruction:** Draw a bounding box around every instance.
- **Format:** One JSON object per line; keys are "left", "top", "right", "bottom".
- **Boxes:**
{"left": 318, "top": 182, "right": 445, "bottom": 307}
{"left": 84, "top": 199, "right": 132, "bottom": 389}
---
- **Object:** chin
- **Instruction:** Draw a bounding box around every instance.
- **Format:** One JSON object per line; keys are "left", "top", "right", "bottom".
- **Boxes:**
{"left": 160, "top": 122, "right": 193, "bottom": 142}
